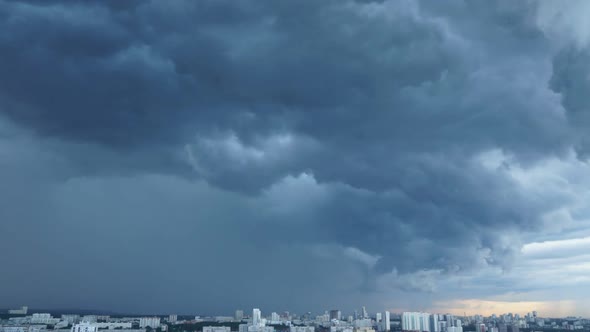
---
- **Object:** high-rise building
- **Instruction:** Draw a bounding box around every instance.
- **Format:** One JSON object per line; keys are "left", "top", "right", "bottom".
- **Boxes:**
{"left": 430, "top": 314, "right": 439, "bottom": 332}
{"left": 330, "top": 310, "right": 342, "bottom": 321}
{"left": 382, "top": 311, "right": 390, "bottom": 332}
{"left": 362, "top": 307, "right": 368, "bottom": 319}
{"left": 402, "top": 312, "right": 430, "bottom": 332}
{"left": 236, "top": 311, "right": 245, "bottom": 321}
{"left": 445, "top": 316, "right": 454, "bottom": 328}
{"left": 168, "top": 315, "right": 178, "bottom": 323}
{"left": 253, "top": 309, "right": 262, "bottom": 327}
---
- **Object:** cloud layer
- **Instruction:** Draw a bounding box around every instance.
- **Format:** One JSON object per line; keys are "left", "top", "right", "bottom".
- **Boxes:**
{"left": 2, "top": 0, "right": 590, "bottom": 316}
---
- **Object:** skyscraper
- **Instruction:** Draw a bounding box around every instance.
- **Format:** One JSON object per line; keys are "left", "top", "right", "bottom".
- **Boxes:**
{"left": 362, "top": 307, "right": 368, "bottom": 319}
{"left": 430, "top": 314, "right": 439, "bottom": 332}
{"left": 253, "top": 309, "right": 262, "bottom": 327}
{"left": 382, "top": 311, "right": 390, "bottom": 332}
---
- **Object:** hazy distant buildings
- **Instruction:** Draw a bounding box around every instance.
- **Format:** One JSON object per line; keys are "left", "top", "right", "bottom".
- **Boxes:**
{"left": 204, "top": 327, "right": 230, "bottom": 332}
{"left": 72, "top": 323, "right": 98, "bottom": 332}
{"left": 81, "top": 316, "right": 98, "bottom": 324}
{"left": 8, "top": 307, "right": 28, "bottom": 315}
{"left": 62, "top": 315, "right": 81, "bottom": 325}
{"left": 0, "top": 327, "right": 27, "bottom": 332}
{"left": 139, "top": 317, "right": 161, "bottom": 328}
{"left": 31, "top": 313, "right": 58, "bottom": 324}
{"left": 402, "top": 312, "right": 431, "bottom": 332}
{"left": 330, "top": 310, "right": 341, "bottom": 321}
{"left": 430, "top": 315, "right": 439, "bottom": 332}
{"left": 477, "top": 324, "right": 486, "bottom": 332}
{"left": 238, "top": 308, "right": 274, "bottom": 332}
{"left": 354, "top": 319, "right": 372, "bottom": 329}
{"left": 236, "top": 311, "right": 244, "bottom": 321}
{"left": 290, "top": 327, "right": 315, "bottom": 332}
{"left": 168, "top": 315, "right": 177, "bottom": 323}
{"left": 253, "top": 309, "right": 263, "bottom": 327}
{"left": 382, "top": 311, "right": 390, "bottom": 332}
{"left": 270, "top": 313, "right": 280, "bottom": 324}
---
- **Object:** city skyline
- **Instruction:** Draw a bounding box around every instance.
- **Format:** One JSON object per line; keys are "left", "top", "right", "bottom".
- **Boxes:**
{"left": 2, "top": 0, "right": 590, "bottom": 318}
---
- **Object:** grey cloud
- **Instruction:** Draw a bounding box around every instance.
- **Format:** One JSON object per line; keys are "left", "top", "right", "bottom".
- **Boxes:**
{"left": 0, "top": 0, "right": 588, "bottom": 314}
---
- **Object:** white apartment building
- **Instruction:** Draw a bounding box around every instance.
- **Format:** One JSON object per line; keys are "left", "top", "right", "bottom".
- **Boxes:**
{"left": 290, "top": 327, "right": 315, "bottom": 332}
{"left": 72, "top": 323, "right": 98, "bottom": 332}
{"left": 139, "top": 317, "right": 161, "bottom": 328}
{"left": 382, "top": 311, "right": 390, "bottom": 332}
{"left": 203, "top": 327, "right": 230, "bottom": 332}
{"left": 402, "top": 312, "right": 431, "bottom": 332}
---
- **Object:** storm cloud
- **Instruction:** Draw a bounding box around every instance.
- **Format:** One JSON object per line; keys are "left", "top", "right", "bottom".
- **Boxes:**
{"left": 1, "top": 0, "right": 590, "bottom": 315}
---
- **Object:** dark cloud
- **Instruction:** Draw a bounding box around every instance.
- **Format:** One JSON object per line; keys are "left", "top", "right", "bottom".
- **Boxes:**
{"left": 0, "top": 0, "right": 587, "bottom": 314}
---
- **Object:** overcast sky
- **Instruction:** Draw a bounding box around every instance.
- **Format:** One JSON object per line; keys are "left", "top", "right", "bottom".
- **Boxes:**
{"left": 2, "top": 0, "right": 590, "bottom": 317}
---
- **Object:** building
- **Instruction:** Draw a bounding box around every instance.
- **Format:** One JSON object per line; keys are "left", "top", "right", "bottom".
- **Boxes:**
{"left": 139, "top": 317, "right": 161, "bottom": 328}
{"left": 362, "top": 307, "right": 368, "bottom": 320}
{"left": 236, "top": 311, "right": 244, "bottom": 321}
{"left": 168, "top": 315, "right": 177, "bottom": 323}
{"left": 354, "top": 319, "right": 372, "bottom": 328}
{"left": 270, "top": 313, "right": 280, "bottom": 324}
{"left": 203, "top": 327, "right": 230, "bottom": 332}
{"left": 402, "top": 312, "right": 431, "bottom": 332}
{"left": 0, "top": 327, "right": 28, "bottom": 332}
{"left": 430, "top": 315, "right": 439, "bottom": 332}
{"left": 31, "top": 313, "right": 57, "bottom": 324}
{"left": 81, "top": 316, "right": 97, "bottom": 324}
{"left": 330, "top": 311, "right": 341, "bottom": 321}
{"left": 291, "top": 327, "right": 315, "bottom": 332}
{"left": 8, "top": 307, "right": 28, "bottom": 315}
{"left": 382, "top": 311, "right": 390, "bottom": 332}
{"left": 253, "top": 309, "right": 262, "bottom": 327}
{"left": 355, "top": 328, "right": 375, "bottom": 332}
{"left": 62, "top": 315, "right": 81, "bottom": 325}
{"left": 72, "top": 323, "right": 98, "bottom": 332}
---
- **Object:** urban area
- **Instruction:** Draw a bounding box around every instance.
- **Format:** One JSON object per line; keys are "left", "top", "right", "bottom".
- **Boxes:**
{"left": 2, "top": 306, "right": 590, "bottom": 332}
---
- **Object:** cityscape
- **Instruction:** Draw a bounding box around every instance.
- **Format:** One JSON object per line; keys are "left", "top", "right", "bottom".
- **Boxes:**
{"left": 2, "top": 307, "right": 590, "bottom": 332}
{"left": 3, "top": 0, "right": 590, "bottom": 328}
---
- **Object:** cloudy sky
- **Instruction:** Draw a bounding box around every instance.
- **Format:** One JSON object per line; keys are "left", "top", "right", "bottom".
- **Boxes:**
{"left": 2, "top": 0, "right": 590, "bottom": 317}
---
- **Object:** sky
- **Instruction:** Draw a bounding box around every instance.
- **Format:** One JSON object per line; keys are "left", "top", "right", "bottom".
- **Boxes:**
{"left": 2, "top": 0, "right": 590, "bottom": 318}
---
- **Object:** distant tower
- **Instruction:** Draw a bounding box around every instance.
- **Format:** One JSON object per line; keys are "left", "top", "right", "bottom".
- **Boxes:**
{"left": 253, "top": 309, "right": 262, "bottom": 326}
{"left": 362, "top": 307, "right": 368, "bottom": 319}
{"left": 330, "top": 310, "right": 341, "bottom": 321}
{"left": 383, "top": 311, "right": 390, "bottom": 332}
